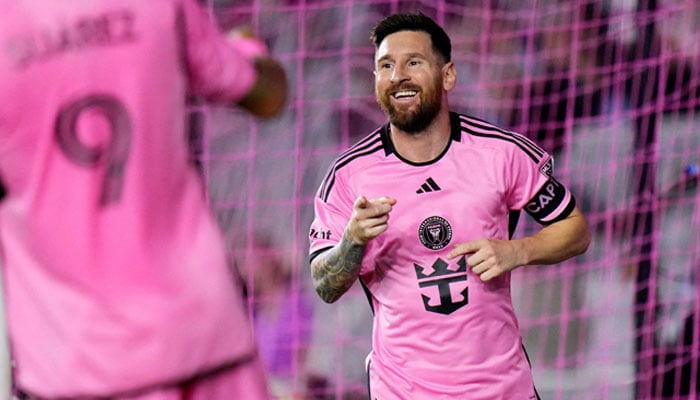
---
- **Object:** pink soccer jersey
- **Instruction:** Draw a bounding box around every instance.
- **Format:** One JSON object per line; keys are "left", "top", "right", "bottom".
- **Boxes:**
{"left": 309, "top": 113, "right": 575, "bottom": 399}
{"left": 0, "top": 0, "right": 260, "bottom": 397}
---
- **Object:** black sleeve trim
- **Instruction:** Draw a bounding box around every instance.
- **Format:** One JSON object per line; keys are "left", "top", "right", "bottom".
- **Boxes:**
{"left": 536, "top": 195, "right": 576, "bottom": 226}
{"left": 309, "top": 246, "right": 333, "bottom": 264}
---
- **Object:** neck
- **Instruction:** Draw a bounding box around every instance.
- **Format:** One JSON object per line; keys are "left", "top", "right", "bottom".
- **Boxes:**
{"left": 390, "top": 109, "right": 452, "bottom": 163}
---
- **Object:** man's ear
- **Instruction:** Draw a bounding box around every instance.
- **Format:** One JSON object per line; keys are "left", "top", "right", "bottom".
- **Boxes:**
{"left": 442, "top": 61, "right": 457, "bottom": 91}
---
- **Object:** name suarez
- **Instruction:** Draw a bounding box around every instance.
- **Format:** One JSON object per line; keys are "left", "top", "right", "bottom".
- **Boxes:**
{"left": 3, "top": 9, "right": 137, "bottom": 70}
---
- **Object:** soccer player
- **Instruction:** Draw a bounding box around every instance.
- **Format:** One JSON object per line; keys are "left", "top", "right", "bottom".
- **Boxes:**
{"left": 0, "top": 0, "right": 286, "bottom": 399}
{"left": 308, "top": 12, "right": 590, "bottom": 399}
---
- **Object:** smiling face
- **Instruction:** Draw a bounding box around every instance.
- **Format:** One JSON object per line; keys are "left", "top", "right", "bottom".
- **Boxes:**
{"left": 374, "top": 30, "right": 453, "bottom": 134}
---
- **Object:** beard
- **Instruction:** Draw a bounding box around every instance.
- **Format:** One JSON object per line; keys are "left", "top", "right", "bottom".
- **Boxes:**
{"left": 376, "top": 79, "right": 443, "bottom": 134}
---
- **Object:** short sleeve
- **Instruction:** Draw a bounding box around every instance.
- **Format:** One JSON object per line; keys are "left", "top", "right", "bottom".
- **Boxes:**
{"left": 308, "top": 168, "right": 355, "bottom": 259}
{"left": 505, "top": 139, "right": 576, "bottom": 225}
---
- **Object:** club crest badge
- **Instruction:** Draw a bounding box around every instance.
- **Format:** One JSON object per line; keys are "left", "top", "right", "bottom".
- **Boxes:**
{"left": 418, "top": 216, "right": 453, "bottom": 250}
{"left": 540, "top": 156, "right": 553, "bottom": 177}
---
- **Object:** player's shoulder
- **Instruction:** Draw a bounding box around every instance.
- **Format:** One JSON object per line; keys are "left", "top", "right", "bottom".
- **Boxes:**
{"left": 330, "top": 126, "right": 386, "bottom": 170}
{"left": 453, "top": 112, "right": 548, "bottom": 163}
{"left": 317, "top": 125, "right": 387, "bottom": 201}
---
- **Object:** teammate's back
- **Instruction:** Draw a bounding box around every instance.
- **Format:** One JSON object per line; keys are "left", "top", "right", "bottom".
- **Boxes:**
{"left": 0, "top": 1, "right": 286, "bottom": 398}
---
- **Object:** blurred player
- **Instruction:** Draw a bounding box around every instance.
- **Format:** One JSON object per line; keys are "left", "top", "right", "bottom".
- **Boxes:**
{"left": 0, "top": 0, "right": 287, "bottom": 399}
{"left": 308, "top": 12, "right": 590, "bottom": 399}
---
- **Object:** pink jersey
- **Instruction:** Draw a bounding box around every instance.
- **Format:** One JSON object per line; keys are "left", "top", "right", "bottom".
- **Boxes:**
{"left": 310, "top": 113, "right": 575, "bottom": 399}
{"left": 0, "top": 0, "right": 259, "bottom": 397}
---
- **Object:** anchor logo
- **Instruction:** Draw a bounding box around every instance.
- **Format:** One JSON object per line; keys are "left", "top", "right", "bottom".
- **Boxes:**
{"left": 414, "top": 256, "right": 469, "bottom": 315}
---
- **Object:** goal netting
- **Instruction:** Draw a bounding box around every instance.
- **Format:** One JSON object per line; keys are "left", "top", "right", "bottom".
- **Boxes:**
{"left": 200, "top": 1, "right": 700, "bottom": 399}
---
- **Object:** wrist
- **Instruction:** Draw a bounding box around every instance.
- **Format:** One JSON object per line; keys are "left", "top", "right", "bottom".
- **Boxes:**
{"left": 512, "top": 237, "right": 534, "bottom": 266}
{"left": 345, "top": 227, "right": 368, "bottom": 247}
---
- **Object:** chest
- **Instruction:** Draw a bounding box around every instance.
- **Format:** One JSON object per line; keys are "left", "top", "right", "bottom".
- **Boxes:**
{"left": 350, "top": 154, "right": 509, "bottom": 244}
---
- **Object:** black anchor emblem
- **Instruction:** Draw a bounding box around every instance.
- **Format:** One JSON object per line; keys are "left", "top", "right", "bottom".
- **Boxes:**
{"left": 414, "top": 256, "right": 469, "bottom": 315}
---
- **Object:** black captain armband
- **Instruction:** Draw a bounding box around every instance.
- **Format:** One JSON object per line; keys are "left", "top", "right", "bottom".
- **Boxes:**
{"left": 524, "top": 177, "right": 576, "bottom": 225}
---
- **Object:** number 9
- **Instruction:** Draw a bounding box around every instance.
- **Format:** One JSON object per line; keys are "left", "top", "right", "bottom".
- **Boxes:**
{"left": 54, "top": 95, "right": 132, "bottom": 206}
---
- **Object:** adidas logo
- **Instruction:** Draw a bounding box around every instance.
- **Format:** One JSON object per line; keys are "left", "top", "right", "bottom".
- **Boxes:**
{"left": 416, "top": 177, "right": 442, "bottom": 194}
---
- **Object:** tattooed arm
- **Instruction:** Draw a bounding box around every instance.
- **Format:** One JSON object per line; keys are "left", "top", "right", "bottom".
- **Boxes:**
{"left": 311, "top": 230, "right": 366, "bottom": 303}
{"left": 311, "top": 195, "right": 397, "bottom": 303}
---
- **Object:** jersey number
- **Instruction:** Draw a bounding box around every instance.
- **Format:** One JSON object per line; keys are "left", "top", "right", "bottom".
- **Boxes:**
{"left": 54, "top": 95, "right": 132, "bottom": 206}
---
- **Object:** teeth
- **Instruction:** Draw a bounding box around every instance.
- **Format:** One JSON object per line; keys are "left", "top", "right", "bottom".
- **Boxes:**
{"left": 393, "top": 90, "right": 417, "bottom": 98}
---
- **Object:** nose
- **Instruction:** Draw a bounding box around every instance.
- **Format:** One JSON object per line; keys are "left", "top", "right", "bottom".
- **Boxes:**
{"left": 390, "top": 64, "right": 408, "bottom": 83}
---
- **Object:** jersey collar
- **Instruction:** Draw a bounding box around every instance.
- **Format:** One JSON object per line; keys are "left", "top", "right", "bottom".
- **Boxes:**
{"left": 380, "top": 112, "right": 462, "bottom": 165}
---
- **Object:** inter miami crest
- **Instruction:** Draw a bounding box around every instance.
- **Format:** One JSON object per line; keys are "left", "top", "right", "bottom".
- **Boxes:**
{"left": 418, "top": 216, "right": 452, "bottom": 250}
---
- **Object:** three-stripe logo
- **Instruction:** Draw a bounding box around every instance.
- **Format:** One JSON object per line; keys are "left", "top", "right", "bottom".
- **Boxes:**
{"left": 416, "top": 177, "right": 441, "bottom": 194}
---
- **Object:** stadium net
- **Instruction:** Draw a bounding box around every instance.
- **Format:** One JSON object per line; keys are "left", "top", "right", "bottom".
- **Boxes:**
{"left": 200, "top": 1, "right": 700, "bottom": 399}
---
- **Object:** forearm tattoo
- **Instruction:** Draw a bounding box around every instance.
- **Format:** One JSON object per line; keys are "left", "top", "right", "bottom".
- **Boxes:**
{"left": 312, "top": 230, "right": 366, "bottom": 303}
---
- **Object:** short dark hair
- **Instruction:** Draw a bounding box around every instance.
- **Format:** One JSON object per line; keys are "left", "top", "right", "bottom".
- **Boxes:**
{"left": 370, "top": 12, "right": 452, "bottom": 63}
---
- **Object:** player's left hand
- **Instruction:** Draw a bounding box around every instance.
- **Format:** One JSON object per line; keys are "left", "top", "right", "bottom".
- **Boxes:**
{"left": 446, "top": 239, "right": 522, "bottom": 281}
